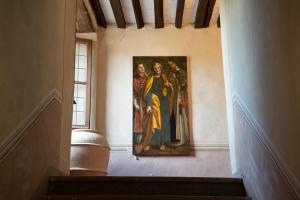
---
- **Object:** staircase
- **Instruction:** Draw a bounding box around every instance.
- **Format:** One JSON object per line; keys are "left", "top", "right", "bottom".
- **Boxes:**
{"left": 41, "top": 176, "right": 250, "bottom": 200}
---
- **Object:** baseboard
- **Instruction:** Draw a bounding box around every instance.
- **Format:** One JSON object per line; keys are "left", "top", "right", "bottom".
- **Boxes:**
{"left": 109, "top": 143, "right": 229, "bottom": 151}
{"left": 233, "top": 94, "right": 300, "bottom": 200}
{"left": 0, "top": 89, "right": 63, "bottom": 164}
{"left": 109, "top": 144, "right": 132, "bottom": 151}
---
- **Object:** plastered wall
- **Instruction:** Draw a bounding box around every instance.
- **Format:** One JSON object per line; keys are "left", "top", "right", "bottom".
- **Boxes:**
{"left": 221, "top": 0, "right": 300, "bottom": 199}
{"left": 0, "top": 0, "right": 76, "bottom": 198}
{"left": 0, "top": 0, "right": 65, "bottom": 142}
{"left": 96, "top": 25, "right": 228, "bottom": 148}
{"left": 0, "top": 0, "right": 76, "bottom": 174}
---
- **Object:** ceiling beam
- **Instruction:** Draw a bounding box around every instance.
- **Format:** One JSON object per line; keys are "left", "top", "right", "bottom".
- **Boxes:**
{"left": 175, "top": 0, "right": 185, "bottom": 28}
{"left": 194, "top": 0, "right": 208, "bottom": 28}
{"left": 131, "top": 0, "right": 144, "bottom": 29}
{"left": 154, "top": 0, "right": 164, "bottom": 28}
{"left": 217, "top": 15, "right": 221, "bottom": 28}
{"left": 110, "top": 0, "right": 126, "bottom": 29}
{"left": 203, "top": 0, "right": 216, "bottom": 27}
{"left": 89, "top": 0, "right": 107, "bottom": 28}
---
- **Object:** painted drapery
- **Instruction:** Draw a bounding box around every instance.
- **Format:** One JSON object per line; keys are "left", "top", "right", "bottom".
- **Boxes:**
{"left": 133, "top": 56, "right": 190, "bottom": 156}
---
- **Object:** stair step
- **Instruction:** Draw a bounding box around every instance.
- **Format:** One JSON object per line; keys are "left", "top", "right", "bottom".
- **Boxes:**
{"left": 48, "top": 176, "right": 246, "bottom": 197}
{"left": 41, "top": 195, "right": 251, "bottom": 200}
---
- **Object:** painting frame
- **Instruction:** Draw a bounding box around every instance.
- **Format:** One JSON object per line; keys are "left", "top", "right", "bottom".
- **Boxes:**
{"left": 132, "top": 56, "right": 191, "bottom": 156}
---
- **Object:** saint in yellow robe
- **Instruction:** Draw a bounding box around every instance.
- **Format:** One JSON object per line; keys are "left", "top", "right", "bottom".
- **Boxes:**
{"left": 141, "top": 75, "right": 173, "bottom": 147}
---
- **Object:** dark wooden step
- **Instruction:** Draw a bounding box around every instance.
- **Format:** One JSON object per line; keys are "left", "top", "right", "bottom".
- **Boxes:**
{"left": 48, "top": 176, "right": 246, "bottom": 197}
{"left": 41, "top": 194, "right": 251, "bottom": 200}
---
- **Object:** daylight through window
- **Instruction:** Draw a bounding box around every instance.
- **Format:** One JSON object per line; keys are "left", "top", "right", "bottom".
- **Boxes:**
{"left": 72, "top": 40, "right": 91, "bottom": 128}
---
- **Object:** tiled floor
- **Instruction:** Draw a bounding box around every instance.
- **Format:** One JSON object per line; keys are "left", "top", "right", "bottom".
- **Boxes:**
{"left": 107, "top": 149, "right": 232, "bottom": 177}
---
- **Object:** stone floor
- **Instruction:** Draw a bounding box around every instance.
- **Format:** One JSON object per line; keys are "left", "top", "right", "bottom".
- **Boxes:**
{"left": 107, "top": 149, "right": 232, "bottom": 177}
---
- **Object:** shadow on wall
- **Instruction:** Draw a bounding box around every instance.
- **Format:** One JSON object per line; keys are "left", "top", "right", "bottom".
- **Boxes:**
{"left": 233, "top": 100, "right": 297, "bottom": 200}
{"left": 187, "top": 56, "right": 195, "bottom": 146}
{"left": 0, "top": 100, "right": 63, "bottom": 200}
{"left": 96, "top": 32, "right": 108, "bottom": 136}
{"left": 31, "top": 167, "right": 65, "bottom": 200}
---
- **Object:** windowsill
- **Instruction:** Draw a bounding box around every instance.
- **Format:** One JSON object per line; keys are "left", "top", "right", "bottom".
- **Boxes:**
{"left": 72, "top": 125, "right": 89, "bottom": 130}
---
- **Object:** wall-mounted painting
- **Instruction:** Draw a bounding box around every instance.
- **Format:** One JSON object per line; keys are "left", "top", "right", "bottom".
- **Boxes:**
{"left": 133, "top": 56, "right": 190, "bottom": 156}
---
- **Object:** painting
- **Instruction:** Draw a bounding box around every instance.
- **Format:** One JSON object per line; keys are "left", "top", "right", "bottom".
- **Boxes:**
{"left": 133, "top": 56, "right": 191, "bottom": 156}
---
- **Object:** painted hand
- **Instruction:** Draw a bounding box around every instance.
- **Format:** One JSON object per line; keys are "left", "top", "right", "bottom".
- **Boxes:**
{"left": 134, "top": 98, "right": 140, "bottom": 110}
{"left": 164, "top": 81, "right": 171, "bottom": 87}
{"left": 134, "top": 104, "right": 140, "bottom": 110}
{"left": 146, "top": 106, "right": 152, "bottom": 113}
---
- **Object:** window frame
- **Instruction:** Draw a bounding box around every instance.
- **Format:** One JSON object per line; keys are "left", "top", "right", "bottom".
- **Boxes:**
{"left": 72, "top": 39, "right": 92, "bottom": 129}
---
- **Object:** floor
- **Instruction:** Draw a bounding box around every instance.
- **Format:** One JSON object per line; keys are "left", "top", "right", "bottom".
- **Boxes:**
{"left": 107, "top": 149, "right": 232, "bottom": 177}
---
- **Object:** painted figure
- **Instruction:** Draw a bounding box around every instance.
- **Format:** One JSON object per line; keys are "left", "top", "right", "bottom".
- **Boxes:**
{"left": 167, "top": 61, "right": 189, "bottom": 145}
{"left": 141, "top": 63, "right": 173, "bottom": 152}
{"left": 133, "top": 64, "right": 147, "bottom": 152}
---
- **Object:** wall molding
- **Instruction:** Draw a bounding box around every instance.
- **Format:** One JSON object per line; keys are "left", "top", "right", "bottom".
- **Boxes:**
{"left": 0, "top": 89, "right": 63, "bottom": 164}
{"left": 232, "top": 94, "right": 300, "bottom": 200}
{"left": 109, "top": 144, "right": 132, "bottom": 151}
{"left": 192, "top": 143, "right": 229, "bottom": 150}
{"left": 109, "top": 143, "right": 229, "bottom": 151}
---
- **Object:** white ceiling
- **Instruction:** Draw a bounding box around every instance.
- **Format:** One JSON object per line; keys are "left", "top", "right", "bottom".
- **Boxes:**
{"left": 99, "top": 0, "right": 220, "bottom": 27}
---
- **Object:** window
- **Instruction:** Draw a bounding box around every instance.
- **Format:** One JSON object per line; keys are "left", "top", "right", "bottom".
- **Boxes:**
{"left": 72, "top": 39, "right": 91, "bottom": 128}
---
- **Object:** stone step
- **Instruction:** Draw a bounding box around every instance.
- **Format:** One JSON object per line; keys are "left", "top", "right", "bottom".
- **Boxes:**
{"left": 41, "top": 194, "right": 251, "bottom": 200}
{"left": 48, "top": 176, "right": 246, "bottom": 197}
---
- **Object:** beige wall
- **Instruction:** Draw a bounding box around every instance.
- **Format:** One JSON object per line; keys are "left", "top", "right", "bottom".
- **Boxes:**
{"left": 108, "top": 150, "right": 232, "bottom": 177}
{"left": 0, "top": 0, "right": 76, "bottom": 174}
{"left": 0, "top": 0, "right": 65, "bottom": 142}
{"left": 96, "top": 25, "right": 228, "bottom": 148}
{"left": 0, "top": 0, "right": 76, "bottom": 199}
{"left": 0, "top": 100, "right": 63, "bottom": 200}
{"left": 221, "top": 0, "right": 300, "bottom": 199}
{"left": 60, "top": 0, "right": 77, "bottom": 174}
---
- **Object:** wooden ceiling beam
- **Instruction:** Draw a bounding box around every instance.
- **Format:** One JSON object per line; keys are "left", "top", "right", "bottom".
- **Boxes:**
{"left": 132, "top": 0, "right": 144, "bottom": 29}
{"left": 154, "top": 0, "right": 164, "bottom": 28}
{"left": 175, "top": 0, "right": 185, "bottom": 28}
{"left": 203, "top": 0, "right": 216, "bottom": 27}
{"left": 110, "top": 0, "right": 126, "bottom": 29}
{"left": 194, "top": 0, "right": 208, "bottom": 28}
{"left": 89, "top": 0, "right": 107, "bottom": 28}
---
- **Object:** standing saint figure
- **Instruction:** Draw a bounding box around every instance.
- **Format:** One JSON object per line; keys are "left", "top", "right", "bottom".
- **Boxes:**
{"left": 133, "top": 64, "right": 147, "bottom": 153}
{"left": 141, "top": 62, "right": 173, "bottom": 152}
{"left": 167, "top": 61, "right": 189, "bottom": 146}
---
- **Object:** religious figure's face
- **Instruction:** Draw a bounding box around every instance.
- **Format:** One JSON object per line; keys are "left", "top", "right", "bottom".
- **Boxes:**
{"left": 168, "top": 61, "right": 177, "bottom": 72}
{"left": 137, "top": 64, "right": 145, "bottom": 75}
{"left": 153, "top": 63, "right": 161, "bottom": 75}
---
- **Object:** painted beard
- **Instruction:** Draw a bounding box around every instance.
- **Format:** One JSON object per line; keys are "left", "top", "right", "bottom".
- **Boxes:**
{"left": 138, "top": 72, "right": 145, "bottom": 77}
